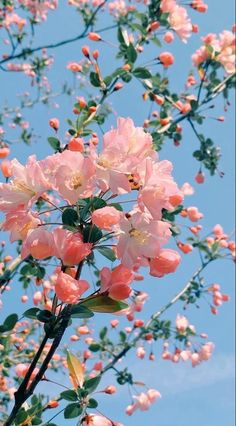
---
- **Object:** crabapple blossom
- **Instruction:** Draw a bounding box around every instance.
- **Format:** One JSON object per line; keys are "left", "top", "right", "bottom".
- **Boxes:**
{"left": 149, "top": 249, "right": 181, "bottom": 277}
{"left": 100, "top": 264, "right": 133, "bottom": 300}
{"left": 55, "top": 272, "right": 90, "bottom": 304}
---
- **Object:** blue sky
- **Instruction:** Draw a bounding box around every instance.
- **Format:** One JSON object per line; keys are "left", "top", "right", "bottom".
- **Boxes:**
{"left": 0, "top": 1, "right": 235, "bottom": 425}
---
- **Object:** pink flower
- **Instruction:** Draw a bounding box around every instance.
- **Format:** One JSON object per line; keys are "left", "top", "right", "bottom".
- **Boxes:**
{"left": 53, "top": 228, "right": 92, "bottom": 266}
{"left": 53, "top": 150, "right": 96, "bottom": 204}
{"left": 181, "top": 182, "right": 194, "bottom": 195}
{"left": 100, "top": 264, "right": 133, "bottom": 300}
{"left": 160, "top": 0, "right": 176, "bottom": 13}
{"left": 96, "top": 117, "right": 154, "bottom": 194}
{"left": 168, "top": 5, "right": 192, "bottom": 43}
{"left": 0, "top": 156, "right": 51, "bottom": 212}
{"left": 136, "top": 346, "right": 146, "bottom": 359}
{"left": 21, "top": 228, "right": 54, "bottom": 260}
{"left": 175, "top": 314, "right": 189, "bottom": 333}
{"left": 138, "top": 159, "right": 182, "bottom": 220}
{"left": 147, "top": 389, "right": 162, "bottom": 403}
{"left": 116, "top": 210, "right": 172, "bottom": 268}
{"left": 164, "top": 31, "right": 174, "bottom": 43}
{"left": 199, "top": 342, "right": 215, "bottom": 361}
{"left": 186, "top": 206, "right": 203, "bottom": 222}
{"left": 149, "top": 249, "right": 181, "bottom": 277}
{"left": 49, "top": 118, "right": 59, "bottom": 131}
{"left": 104, "top": 385, "right": 117, "bottom": 394}
{"left": 67, "top": 62, "right": 82, "bottom": 72}
{"left": 127, "top": 388, "right": 161, "bottom": 415}
{"left": 1, "top": 209, "right": 41, "bottom": 242}
{"left": 33, "top": 291, "right": 43, "bottom": 305}
{"left": 91, "top": 206, "right": 121, "bottom": 230}
{"left": 191, "top": 352, "right": 201, "bottom": 367}
{"left": 82, "top": 415, "right": 113, "bottom": 426}
{"left": 55, "top": 271, "right": 89, "bottom": 304}
{"left": 159, "top": 51, "right": 174, "bottom": 67}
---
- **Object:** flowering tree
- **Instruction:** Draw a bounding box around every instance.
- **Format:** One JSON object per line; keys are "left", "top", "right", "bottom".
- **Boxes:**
{"left": 0, "top": 1, "right": 235, "bottom": 425}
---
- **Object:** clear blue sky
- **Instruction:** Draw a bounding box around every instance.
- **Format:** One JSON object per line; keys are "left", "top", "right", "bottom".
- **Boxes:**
{"left": 0, "top": 1, "right": 235, "bottom": 425}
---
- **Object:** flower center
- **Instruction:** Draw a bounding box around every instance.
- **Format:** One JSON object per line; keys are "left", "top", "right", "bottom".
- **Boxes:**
{"left": 129, "top": 228, "right": 148, "bottom": 244}
{"left": 70, "top": 173, "right": 83, "bottom": 190}
{"left": 14, "top": 180, "right": 36, "bottom": 197}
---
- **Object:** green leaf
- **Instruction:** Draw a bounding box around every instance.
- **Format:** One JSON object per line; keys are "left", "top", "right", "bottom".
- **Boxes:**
{"left": 99, "top": 326, "right": 108, "bottom": 340}
{"left": 15, "top": 408, "right": 28, "bottom": 425}
{"left": 62, "top": 208, "right": 79, "bottom": 227}
{"left": 71, "top": 305, "right": 94, "bottom": 318}
{"left": 23, "top": 308, "right": 40, "bottom": 319}
{"left": 36, "top": 310, "right": 54, "bottom": 323}
{"left": 32, "top": 417, "right": 42, "bottom": 425}
{"left": 90, "top": 197, "right": 107, "bottom": 211}
{"left": 84, "top": 375, "right": 101, "bottom": 393}
{"left": 88, "top": 343, "right": 101, "bottom": 352}
{"left": 90, "top": 71, "right": 101, "bottom": 87}
{"left": 64, "top": 403, "right": 82, "bottom": 419}
{"left": 60, "top": 390, "right": 78, "bottom": 401}
{"left": 83, "top": 225, "right": 103, "bottom": 243}
{"left": 96, "top": 247, "right": 116, "bottom": 262}
{"left": 0, "top": 314, "right": 18, "bottom": 332}
{"left": 88, "top": 398, "right": 98, "bottom": 408}
{"left": 126, "top": 43, "right": 137, "bottom": 63}
{"left": 133, "top": 67, "right": 152, "bottom": 79}
{"left": 121, "top": 73, "right": 132, "bottom": 83}
{"left": 47, "top": 137, "right": 60, "bottom": 151}
{"left": 81, "top": 295, "right": 128, "bottom": 313}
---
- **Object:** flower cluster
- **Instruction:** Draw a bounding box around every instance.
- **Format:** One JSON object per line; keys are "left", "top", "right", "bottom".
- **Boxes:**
{"left": 192, "top": 29, "right": 236, "bottom": 74}
{"left": 0, "top": 117, "right": 183, "bottom": 305}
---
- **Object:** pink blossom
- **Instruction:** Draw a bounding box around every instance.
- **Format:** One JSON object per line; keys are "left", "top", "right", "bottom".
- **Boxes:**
{"left": 100, "top": 264, "right": 133, "bottom": 300}
{"left": 21, "top": 228, "right": 54, "bottom": 260}
{"left": 53, "top": 150, "right": 96, "bottom": 204}
{"left": 96, "top": 117, "right": 154, "bottom": 194}
{"left": 181, "top": 182, "right": 194, "bottom": 195}
{"left": 199, "top": 342, "right": 215, "bottom": 361}
{"left": 116, "top": 210, "right": 171, "bottom": 268}
{"left": 136, "top": 346, "right": 146, "bottom": 359}
{"left": 175, "top": 314, "right": 189, "bottom": 333}
{"left": 186, "top": 206, "right": 203, "bottom": 222}
{"left": 138, "top": 159, "right": 182, "bottom": 220}
{"left": 33, "top": 291, "right": 43, "bottom": 306}
{"left": 82, "top": 415, "right": 113, "bottom": 426}
{"left": 159, "top": 51, "right": 174, "bottom": 67}
{"left": 55, "top": 271, "right": 89, "bottom": 304}
{"left": 0, "top": 156, "right": 51, "bottom": 212}
{"left": 1, "top": 209, "right": 41, "bottom": 242}
{"left": 53, "top": 228, "right": 92, "bottom": 266}
{"left": 67, "top": 62, "right": 82, "bottom": 72}
{"left": 164, "top": 31, "right": 174, "bottom": 43}
{"left": 127, "top": 388, "right": 161, "bottom": 415}
{"left": 149, "top": 248, "right": 181, "bottom": 277}
{"left": 168, "top": 5, "right": 192, "bottom": 43}
{"left": 91, "top": 206, "right": 121, "bottom": 230}
{"left": 160, "top": 0, "right": 176, "bottom": 13}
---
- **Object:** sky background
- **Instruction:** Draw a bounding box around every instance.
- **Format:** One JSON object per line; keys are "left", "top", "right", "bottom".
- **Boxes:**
{"left": 0, "top": 1, "right": 235, "bottom": 425}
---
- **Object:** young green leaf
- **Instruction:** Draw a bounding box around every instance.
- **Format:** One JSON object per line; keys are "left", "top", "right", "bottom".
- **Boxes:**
{"left": 70, "top": 305, "right": 94, "bottom": 318}
{"left": 84, "top": 375, "right": 101, "bottom": 393}
{"left": 133, "top": 67, "right": 152, "bottom": 79}
{"left": 81, "top": 295, "right": 128, "bottom": 313}
{"left": 60, "top": 390, "right": 78, "bottom": 401}
{"left": 47, "top": 137, "right": 60, "bottom": 151}
{"left": 96, "top": 247, "right": 116, "bottom": 262}
{"left": 64, "top": 403, "right": 82, "bottom": 419}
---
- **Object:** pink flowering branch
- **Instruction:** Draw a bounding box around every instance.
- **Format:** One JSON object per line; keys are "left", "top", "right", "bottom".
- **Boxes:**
{"left": 101, "top": 258, "right": 212, "bottom": 376}
{"left": 0, "top": 1, "right": 115, "bottom": 68}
